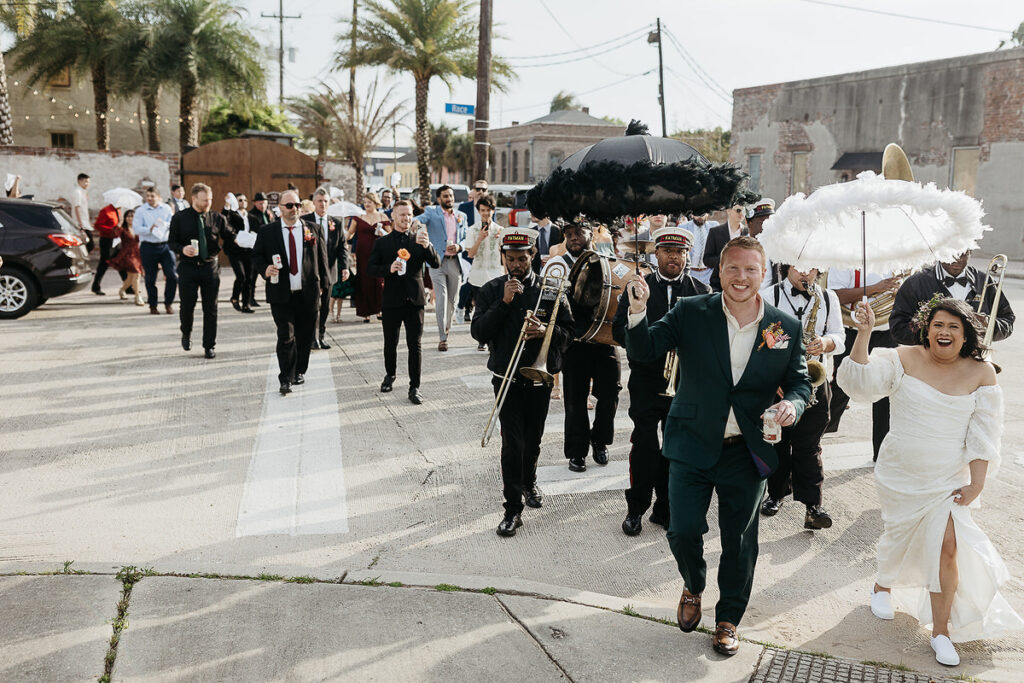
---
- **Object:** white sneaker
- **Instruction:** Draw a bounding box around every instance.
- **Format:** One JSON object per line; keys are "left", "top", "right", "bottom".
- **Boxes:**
{"left": 931, "top": 635, "right": 960, "bottom": 666}
{"left": 870, "top": 587, "right": 894, "bottom": 620}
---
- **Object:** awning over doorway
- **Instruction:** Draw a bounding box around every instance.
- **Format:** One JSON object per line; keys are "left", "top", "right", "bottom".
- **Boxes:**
{"left": 830, "top": 152, "right": 883, "bottom": 172}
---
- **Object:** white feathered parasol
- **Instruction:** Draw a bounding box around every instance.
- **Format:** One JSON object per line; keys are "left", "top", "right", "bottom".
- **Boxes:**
{"left": 326, "top": 201, "right": 365, "bottom": 218}
{"left": 102, "top": 187, "right": 143, "bottom": 210}
{"left": 759, "top": 144, "right": 988, "bottom": 275}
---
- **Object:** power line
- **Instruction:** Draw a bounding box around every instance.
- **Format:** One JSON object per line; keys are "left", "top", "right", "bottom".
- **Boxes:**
{"left": 511, "top": 37, "right": 641, "bottom": 68}
{"left": 506, "top": 25, "right": 651, "bottom": 61}
{"left": 661, "top": 28, "right": 733, "bottom": 104}
{"left": 797, "top": 0, "right": 1008, "bottom": 34}
{"left": 503, "top": 69, "right": 655, "bottom": 113}
{"left": 535, "top": 0, "right": 636, "bottom": 77}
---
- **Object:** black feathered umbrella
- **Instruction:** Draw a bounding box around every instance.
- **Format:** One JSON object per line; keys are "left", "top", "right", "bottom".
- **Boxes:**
{"left": 527, "top": 120, "right": 758, "bottom": 224}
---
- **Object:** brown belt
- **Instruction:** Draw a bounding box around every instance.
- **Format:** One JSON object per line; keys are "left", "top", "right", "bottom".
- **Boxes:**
{"left": 723, "top": 434, "right": 744, "bottom": 447}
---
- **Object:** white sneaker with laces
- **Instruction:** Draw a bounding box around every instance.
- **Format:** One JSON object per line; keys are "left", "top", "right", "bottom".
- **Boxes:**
{"left": 870, "top": 587, "right": 894, "bottom": 620}
{"left": 931, "top": 635, "right": 960, "bottom": 666}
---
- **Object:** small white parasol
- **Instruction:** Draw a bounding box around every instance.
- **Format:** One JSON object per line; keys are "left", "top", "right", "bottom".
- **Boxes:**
{"left": 759, "top": 144, "right": 988, "bottom": 277}
{"left": 102, "top": 187, "right": 143, "bottom": 210}
{"left": 326, "top": 200, "right": 365, "bottom": 218}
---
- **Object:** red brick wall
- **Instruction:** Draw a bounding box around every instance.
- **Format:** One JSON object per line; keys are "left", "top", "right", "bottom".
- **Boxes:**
{"left": 980, "top": 59, "right": 1024, "bottom": 161}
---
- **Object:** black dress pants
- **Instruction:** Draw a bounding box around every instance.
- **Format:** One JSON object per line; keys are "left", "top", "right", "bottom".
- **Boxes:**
{"left": 625, "top": 377, "right": 671, "bottom": 518}
{"left": 768, "top": 382, "right": 830, "bottom": 507}
{"left": 228, "top": 251, "right": 253, "bottom": 303}
{"left": 493, "top": 377, "right": 551, "bottom": 515}
{"left": 315, "top": 284, "right": 331, "bottom": 339}
{"left": 828, "top": 327, "right": 896, "bottom": 459}
{"left": 561, "top": 341, "right": 621, "bottom": 459}
{"left": 270, "top": 291, "right": 316, "bottom": 384}
{"left": 178, "top": 261, "right": 220, "bottom": 350}
{"left": 382, "top": 303, "right": 424, "bottom": 389}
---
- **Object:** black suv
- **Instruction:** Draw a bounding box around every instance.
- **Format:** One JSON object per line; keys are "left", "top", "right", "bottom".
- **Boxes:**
{"left": 0, "top": 198, "right": 93, "bottom": 318}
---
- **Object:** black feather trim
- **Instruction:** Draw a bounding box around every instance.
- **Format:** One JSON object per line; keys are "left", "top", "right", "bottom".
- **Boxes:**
{"left": 526, "top": 159, "right": 760, "bottom": 223}
{"left": 625, "top": 119, "right": 649, "bottom": 136}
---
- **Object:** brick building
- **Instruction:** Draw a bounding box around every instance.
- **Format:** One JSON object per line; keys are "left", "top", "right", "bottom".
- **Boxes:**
{"left": 488, "top": 109, "right": 622, "bottom": 185}
{"left": 730, "top": 47, "right": 1024, "bottom": 258}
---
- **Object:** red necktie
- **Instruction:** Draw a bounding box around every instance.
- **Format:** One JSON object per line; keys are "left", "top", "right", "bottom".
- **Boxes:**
{"left": 288, "top": 225, "right": 298, "bottom": 276}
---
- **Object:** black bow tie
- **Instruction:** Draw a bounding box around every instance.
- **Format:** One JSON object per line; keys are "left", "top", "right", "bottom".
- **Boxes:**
{"left": 791, "top": 286, "right": 810, "bottom": 298}
{"left": 943, "top": 275, "right": 969, "bottom": 288}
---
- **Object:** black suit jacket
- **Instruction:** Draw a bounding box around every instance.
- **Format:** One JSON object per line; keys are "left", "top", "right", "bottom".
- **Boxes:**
{"left": 457, "top": 200, "right": 478, "bottom": 228}
{"left": 531, "top": 223, "right": 564, "bottom": 273}
{"left": 366, "top": 229, "right": 441, "bottom": 308}
{"left": 221, "top": 209, "right": 248, "bottom": 256}
{"left": 612, "top": 271, "right": 711, "bottom": 385}
{"left": 704, "top": 223, "right": 736, "bottom": 291}
{"left": 890, "top": 265, "right": 1015, "bottom": 345}
{"left": 251, "top": 219, "right": 329, "bottom": 305}
{"left": 167, "top": 207, "right": 232, "bottom": 265}
{"left": 248, "top": 208, "right": 273, "bottom": 230}
{"left": 301, "top": 212, "right": 350, "bottom": 285}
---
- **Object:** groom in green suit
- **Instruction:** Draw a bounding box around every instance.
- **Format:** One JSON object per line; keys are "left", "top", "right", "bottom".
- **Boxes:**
{"left": 625, "top": 236, "right": 811, "bottom": 656}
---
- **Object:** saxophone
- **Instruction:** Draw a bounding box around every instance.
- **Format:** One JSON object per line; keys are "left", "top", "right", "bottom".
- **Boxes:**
{"left": 802, "top": 282, "right": 827, "bottom": 406}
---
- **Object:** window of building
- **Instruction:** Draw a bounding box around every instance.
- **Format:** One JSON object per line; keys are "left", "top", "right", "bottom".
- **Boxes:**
{"left": 501, "top": 151, "right": 507, "bottom": 183}
{"left": 50, "top": 132, "right": 75, "bottom": 149}
{"left": 747, "top": 154, "right": 761, "bottom": 194}
{"left": 791, "top": 152, "right": 809, "bottom": 195}
{"left": 950, "top": 146, "right": 980, "bottom": 197}
{"left": 524, "top": 150, "right": 530, "bottom": 183}
{"left": 48, "top": 67, "right": 71, "bottom": 88}
{"left": 512, "top": 150, "right": 518, "bottom": 183}
{"left": 548, "top": 150, "right": 563, "bottom": 174}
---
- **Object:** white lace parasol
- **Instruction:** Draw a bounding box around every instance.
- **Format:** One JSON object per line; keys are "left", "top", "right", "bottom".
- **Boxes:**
{"left": 102, "top": 187, "right": 143, "bottom": 211}
{"left": 326, "top": 201, "right": 365, "bottom": 218}
{"left": 759, "top": 171, "right": 988, "bottom": 273}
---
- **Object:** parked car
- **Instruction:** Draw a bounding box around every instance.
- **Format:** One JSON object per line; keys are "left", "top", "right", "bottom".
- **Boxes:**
{"left": 487, "top": 184, "right": 534, "bottom": 227}
{"left": 0, "top": 198, "right": 92, "bottom": 318}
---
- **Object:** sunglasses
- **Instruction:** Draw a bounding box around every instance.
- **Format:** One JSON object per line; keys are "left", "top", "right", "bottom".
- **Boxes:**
{"left": 474, "top": 187, "right": 487, "bottom": 191}
{"left": 281, "top": 202, "right": 301, "bottom": 209}
{"left": 732, "top": 208, "right": 744, "bottom": 214}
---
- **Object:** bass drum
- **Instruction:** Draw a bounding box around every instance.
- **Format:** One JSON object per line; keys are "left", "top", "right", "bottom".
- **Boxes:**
{"left": 568, "top": 250, "right": 652, "bottom": 346}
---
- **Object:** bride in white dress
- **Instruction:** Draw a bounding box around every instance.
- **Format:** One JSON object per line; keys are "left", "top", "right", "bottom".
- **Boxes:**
{"left": 837, "top": 297, "right": 1023, "bottom": 667}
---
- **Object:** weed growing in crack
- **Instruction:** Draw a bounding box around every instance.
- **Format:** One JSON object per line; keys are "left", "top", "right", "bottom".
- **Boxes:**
{"left": 434, "top": 583, "right": 460, "bottom": 592}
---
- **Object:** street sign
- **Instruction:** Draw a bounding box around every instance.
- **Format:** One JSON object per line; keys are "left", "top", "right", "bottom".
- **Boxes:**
{"left": 445, "top": 103, "right": 475, "bottom": 116}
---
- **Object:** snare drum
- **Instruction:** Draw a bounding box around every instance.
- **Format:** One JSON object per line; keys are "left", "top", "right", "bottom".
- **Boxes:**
{"left": 568, "top": 250, "right": 652, "bottom": 346}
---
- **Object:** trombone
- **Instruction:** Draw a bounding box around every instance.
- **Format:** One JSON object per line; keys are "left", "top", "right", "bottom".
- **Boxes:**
{"left": 977, "top": 254, "right": 1007, "bottom": 365}
{"left": 660, "top": 351, "right": 678, "bottom": 398}
{"left": 481, "top": 263, "right": 569, "bottom": 447}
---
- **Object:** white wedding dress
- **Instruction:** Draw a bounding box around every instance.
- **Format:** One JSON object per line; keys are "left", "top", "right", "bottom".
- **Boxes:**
{"left": 837, "top": 347, "right": 1024, "bottom": 641}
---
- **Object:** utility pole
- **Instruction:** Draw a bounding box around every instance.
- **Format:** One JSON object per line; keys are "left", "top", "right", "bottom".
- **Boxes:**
{"left": 261, "top": 0, "right": 301, "bottom": 107}
{"left": 472, "top": 0, "right": 492, "bottom": 182}
{"left": 648, "top": 18, "right": 667, "bottom": 137}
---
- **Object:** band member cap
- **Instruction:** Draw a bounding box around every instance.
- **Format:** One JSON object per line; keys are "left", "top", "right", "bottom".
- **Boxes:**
{"left": 746, "top": 198, "right": 775, "bottom": 219}
{"left": 500, "top": 226, "right": 539, "bottom": 251}
{"left": 652, "top": 226, "right": 695, "bottom": 250}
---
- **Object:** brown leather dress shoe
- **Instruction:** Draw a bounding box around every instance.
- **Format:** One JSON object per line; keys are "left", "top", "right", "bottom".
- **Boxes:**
{"left": 676, "top": 589, "right": 702, "bottom": 633}
{"left": 712, "top": 622, "right": 739, "bottom": 656}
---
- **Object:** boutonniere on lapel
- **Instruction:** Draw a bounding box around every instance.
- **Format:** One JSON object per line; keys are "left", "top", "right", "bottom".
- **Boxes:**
{"left": 759, "top": 321, "right": 791, "bottom": 350}
{"left": 303, "top": 226, "right": 315, "bottom": 243}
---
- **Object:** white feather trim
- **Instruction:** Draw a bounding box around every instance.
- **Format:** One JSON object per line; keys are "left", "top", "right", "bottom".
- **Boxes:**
{"left": 759, "top": 171, "right": 988, "bottom": 272}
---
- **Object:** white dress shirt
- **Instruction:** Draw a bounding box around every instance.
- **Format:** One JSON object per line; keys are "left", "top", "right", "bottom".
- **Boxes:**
{"left": 936, "top": 263, "right": 974, "bottom": 302}
{"left": 826, "top": 268, "right": 895, "bottom": 331}
{"left": 71, "top": 186, "right": 89, "bottom": 227}
{"left": 628, "top": 293, "right": 764, "bottom": 439}
{"left": 761, "top": 281, "right": 846, "bottom": 375}
{"left": 281, "top": 220, "right": 303, "bottom": 291}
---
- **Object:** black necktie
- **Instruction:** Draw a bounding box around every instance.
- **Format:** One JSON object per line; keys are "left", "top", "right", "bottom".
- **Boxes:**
{"left": 943, "top": 275, "right": 969, "bottom": 288}
{"left": 791, "top": 286, "right": 810, "bottom": 298}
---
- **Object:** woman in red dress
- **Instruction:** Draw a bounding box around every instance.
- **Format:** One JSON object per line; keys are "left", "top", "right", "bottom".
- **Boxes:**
{"left": 346, "top": 191, "right": 391, "bottom": 322}
{"left": 107, "top": 209, "right": 145, "bottom": 306}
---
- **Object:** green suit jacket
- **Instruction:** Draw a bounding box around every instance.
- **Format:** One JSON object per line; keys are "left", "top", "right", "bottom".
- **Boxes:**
{"left": 625, "top": 292, "right": 811, "bottom": 476}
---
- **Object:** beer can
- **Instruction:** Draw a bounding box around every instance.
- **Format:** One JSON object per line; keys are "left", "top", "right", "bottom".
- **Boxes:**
{"left": 762, "top": 408, "right": 782, "bottom": 443}
{"left": 271, "top": 254, "right": 282, "bottom": 284}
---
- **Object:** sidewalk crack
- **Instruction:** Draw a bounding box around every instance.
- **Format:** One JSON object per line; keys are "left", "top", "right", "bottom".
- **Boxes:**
{"left": 494, "top": 595, "right": 574, "bottom": 682}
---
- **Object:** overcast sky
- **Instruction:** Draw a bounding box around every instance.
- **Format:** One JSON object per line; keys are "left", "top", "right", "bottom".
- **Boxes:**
{"left": 156, "top": 1, "right": 1024, "bottom": 144}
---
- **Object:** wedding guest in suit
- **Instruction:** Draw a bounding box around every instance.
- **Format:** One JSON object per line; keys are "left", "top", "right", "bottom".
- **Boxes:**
{"left": 222, "top": 192, "right": 254, "bottom": 314}
{"left": 625, "top": 235, "right": 810, "bottom": 657}
{"left": 705, "top": 204, "right": 747, "bottom": 291}
{"left": 302, "top": 187, "right": 351, "bottom": 349}
{"left": 252, "top": 190, "right": 329, "bottom": 395}
{"left": 367, "top": 200, "right": 440, "bottom": 404}
{"left": 246, "top": 192, "right": 274, "bottom": 308}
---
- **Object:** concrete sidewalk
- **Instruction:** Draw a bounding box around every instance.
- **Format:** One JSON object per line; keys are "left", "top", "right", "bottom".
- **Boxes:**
{"left": 0, "top": 570, "right": 965, "bottom": 683}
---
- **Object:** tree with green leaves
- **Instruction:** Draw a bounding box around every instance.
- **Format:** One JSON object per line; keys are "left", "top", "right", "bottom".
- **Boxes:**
{"left": 145, "top": 0, "right": 265, "bottom": 150}
{"left": 315, "top": 78, "right": 406, "bottom": 196}
{"left": 428, "top": 120, "right": 456, "bottom": 180}
{"left": 334, "top": 0, "right": 514, "bottom": 204}
{"left": 287, "top": 88, "right": 345, "bottom": 159}
{"left": 5, "top": 0, "right": 127, "bottom": 150}
{"left": 670, "top": 126, "right": 731, "bottom": 164}
{"left": 549, "top": 90, "right": 579, "bottom": 113}
{"left": 200, "top": 98, "right": 298, "bottom": 145}
{"left": 998, "top": 21, "right": 1024, "bottom": 49}
{"left": 109, "top": 4, "right": 173, "bottom": 152}
{"left": 444, "top": 132, "right": 473, "bottom": 181}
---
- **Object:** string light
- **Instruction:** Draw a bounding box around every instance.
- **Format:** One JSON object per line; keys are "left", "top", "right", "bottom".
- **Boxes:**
{"left": 10, "top": 83, "right": 190, "bottom": 129}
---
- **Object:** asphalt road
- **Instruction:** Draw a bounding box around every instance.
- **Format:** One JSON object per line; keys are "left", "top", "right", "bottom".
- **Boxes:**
{"left": 2, "top": 272, "right": 1023, "bottom": 680}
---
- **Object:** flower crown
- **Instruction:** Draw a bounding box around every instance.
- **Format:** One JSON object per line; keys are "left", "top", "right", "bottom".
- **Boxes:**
{"left": 908, "top": 292, "right": 944, "bottom": 342}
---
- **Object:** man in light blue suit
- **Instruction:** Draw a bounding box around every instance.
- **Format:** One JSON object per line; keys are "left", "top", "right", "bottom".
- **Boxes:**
{"left": 412, "top": 185, "right": 468, "bottom": 351}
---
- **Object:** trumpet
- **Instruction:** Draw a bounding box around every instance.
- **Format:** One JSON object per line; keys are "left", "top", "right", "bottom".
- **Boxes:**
{"left": 660, "top": 351, "right": 679, "bottom": 398}
{"left": 977, "top": 254, "right": 1007, "bottom": 369}
{"left": 482, "top": 264, "right": 568, "bottom": 447}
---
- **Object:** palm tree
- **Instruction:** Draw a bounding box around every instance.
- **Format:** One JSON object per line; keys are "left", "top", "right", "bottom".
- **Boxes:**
{"left": 334, "top": 0, "right": 514, "bottom": 204}
{"left": 110, "top": 6, "right": 173, "bottom": 152}
{"left": 428, "top": 120, "right": 456, "bottom": 181}
{"left": 549, "top": 90, "right": 579, "bottom": 113}
{"left": 147, "top": 0, "right": 265, "bottom": 150}
{"left": 6, "top": 0, "right": 126, "bottom": 150}
{"left": 444, "top": 132, "right": 473, "bottom": 182}
{"left": 317, "top": 78, "right": 405, "bottom": 196}
{"left": 0, "top": 49, "right": 13, "bottom": 145}
{"left": 287, "top": 89, "right": 343, "bottom": 159}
